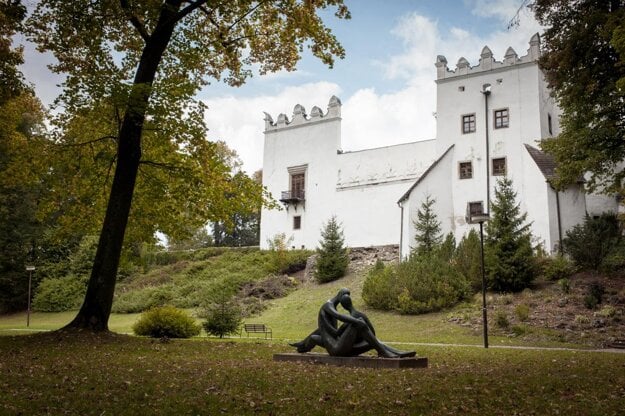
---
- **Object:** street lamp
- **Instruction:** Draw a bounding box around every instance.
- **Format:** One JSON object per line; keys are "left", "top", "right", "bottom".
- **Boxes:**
{"left": 466, "top": 205, "right": 490, "bottom": 348}
{"left": 25, "top": 265, "right": 35, "bottom": 327}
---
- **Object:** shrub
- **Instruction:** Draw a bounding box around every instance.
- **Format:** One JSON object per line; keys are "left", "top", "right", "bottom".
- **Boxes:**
{"left": 564, "top": 213, "right": 621, "bottom": 270}
{"left": 583, "top": 282, "right": 605, "bottom": 309}
{"left": 597, "top": 305, "right": 616, "bottom": 318}
{"left": 454, "top": 230, "right": 482, "bottom": 292}
{"left": 541, "top": 255, "right": 575, "bottom": 281}
{"left": 32, "top": 274, "right": 86, "bottom": 312}
{"left": 558, "top": 278, "right": 571, "bottom": 294}
{"left": 495, "top": 311, "right": 510, "bottom": 329}
{"left": 112, "top": 285, "right": 175, "bottom": 313}
{"left": 368, "top": 253, "right": 470, "bottom": 314}
{"left": 600, "top": 240, "right": 625, "bottom": 274}
{"left": 362, "top": 262, "right": 396, "bottom": 310}
{"left": 315, "top": 216, "right": 349, "bottom": 283}
{"left": 515, "top": 304, "right": 530, "bottom": 322}
{"left": 201, "top": 299, "right": 242, "bottom": 338}
{"left": 132, "top": 306, "right": 200, "bottom": 338}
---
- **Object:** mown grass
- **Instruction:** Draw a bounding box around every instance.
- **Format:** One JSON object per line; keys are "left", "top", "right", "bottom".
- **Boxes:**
{"left": 0, "top": 332, "right": 623, "bottom": 415}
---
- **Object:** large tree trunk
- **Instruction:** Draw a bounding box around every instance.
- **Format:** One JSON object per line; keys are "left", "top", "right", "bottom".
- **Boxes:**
{"left": 65, "top": 1, "right": 182, "bottom": 331}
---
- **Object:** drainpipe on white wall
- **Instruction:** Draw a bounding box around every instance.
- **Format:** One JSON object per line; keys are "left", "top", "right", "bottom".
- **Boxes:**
{"left": 550, "top": 184, "right": 564, "bottom": 255}
{"left": 398, "top": 201, "right": 404, "bottom": 262}
{"left": 482, "top": 83, "right": 492, "bottom": 212}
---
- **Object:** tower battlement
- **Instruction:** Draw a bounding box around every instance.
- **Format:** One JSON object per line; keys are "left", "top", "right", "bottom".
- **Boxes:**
{"left": 435, "top": 33, "right": 541, "bottom": 81}
{"left": 264, "top": 95, "right": 342, "bottom": 132}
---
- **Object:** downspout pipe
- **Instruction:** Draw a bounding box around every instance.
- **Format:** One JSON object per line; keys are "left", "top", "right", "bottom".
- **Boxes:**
{"left": 398, "top": 201, "right": 404, "bottom": 262}
{"left": 482, "top": 84, "right": 492, "bottom": 212}
{"left": 550, "top": 183, "right": 564, "bottom": 255}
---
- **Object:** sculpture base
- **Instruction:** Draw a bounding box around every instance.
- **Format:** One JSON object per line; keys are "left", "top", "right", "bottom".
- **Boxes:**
{"left": 273, "top": 353, "right": 428, "bottom": 369}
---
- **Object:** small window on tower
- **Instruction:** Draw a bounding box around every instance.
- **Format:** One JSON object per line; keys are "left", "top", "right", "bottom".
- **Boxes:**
{"left": 293, "top": 216, "right": 301, "bottom": 230}
{"left": 548, "top": 113, "right": 553, "bottom": 136}
{"left": 462, "top": 114, "right": 476, "bottom": 134}
{"left": 492, "top": 158, "right": 507, "bottom": 176}
{"left": 469, "top": 201, "right": 484, "bottom": 217}
{"left": 459, "top": 161, "right": 473, "bottom": 179}
{"left": 494, "top": 108, "right": 509, "bottom": 129}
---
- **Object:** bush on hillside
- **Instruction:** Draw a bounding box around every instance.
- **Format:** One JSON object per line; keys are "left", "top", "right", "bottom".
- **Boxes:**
{"left": 540, "top": 255, "right": 575, "bottom": 281}
{"left": 132, "top": 306, "right": 200, "bottom": 338}
{"left": 32, "top": 274, "right": 86, "bottom": 312}
{"left": 362, "top": 253, "right": 470, "bottom": 314}
{"left": 564, "top": 213, "right": 621, "bottom": 271}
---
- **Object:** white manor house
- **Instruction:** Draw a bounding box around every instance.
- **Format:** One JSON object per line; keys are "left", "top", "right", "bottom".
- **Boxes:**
{"left": 259, "top": 34, "right": 620, "bottom": 258}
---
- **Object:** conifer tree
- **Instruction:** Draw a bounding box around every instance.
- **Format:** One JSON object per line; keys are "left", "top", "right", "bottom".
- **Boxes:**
{"left": 413, "top": 195, "right": 442, "bottom": 257}
{"left": 484, "top": 177, "right": 535, "bottom": 292}
{"left": 315, "top": 216, "right": 349, "bottom": 283}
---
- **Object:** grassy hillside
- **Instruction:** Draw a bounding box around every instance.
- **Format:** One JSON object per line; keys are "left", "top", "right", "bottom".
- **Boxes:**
{"left": 4, "top": 248, "right": 624, "bottom": 349}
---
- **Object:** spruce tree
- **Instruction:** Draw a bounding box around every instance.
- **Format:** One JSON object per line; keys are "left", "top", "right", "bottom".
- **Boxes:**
{"left": 413, "top": 195, "right": 442, "bottom": 257}
{"left": 315, "top": 216, "right": 349, "bottom": 283}
{"left": 484, "top": 177, "right": 535, "bottom": 292}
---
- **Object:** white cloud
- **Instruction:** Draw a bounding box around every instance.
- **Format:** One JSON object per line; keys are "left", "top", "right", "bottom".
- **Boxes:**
{"left": 203, "top": 82, "right": 342, "bottom": 173}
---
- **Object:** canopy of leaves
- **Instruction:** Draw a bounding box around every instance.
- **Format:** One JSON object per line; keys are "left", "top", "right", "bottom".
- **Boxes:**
{"left": 535, "top": 0, "right": 625, "bottom": 193}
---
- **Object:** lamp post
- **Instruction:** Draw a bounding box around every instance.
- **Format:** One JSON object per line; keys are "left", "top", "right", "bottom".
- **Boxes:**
{"left": 466, "top": 205, "right": 490, "bottom": 348}
{"left": 25, "top": 265, "right": 35, "bottom": 327}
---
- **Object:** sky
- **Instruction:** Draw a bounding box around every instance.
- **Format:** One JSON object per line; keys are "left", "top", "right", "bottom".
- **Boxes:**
{"left": 18, "top": 0, "right": 541, "bottom": 173}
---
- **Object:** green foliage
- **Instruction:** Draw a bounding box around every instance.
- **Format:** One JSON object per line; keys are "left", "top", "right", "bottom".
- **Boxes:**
{"left": 558, "top": 278, "right": 571, "bottom": 294}
{"left": 111, "top": 248, "right": 307, "bottom": 314}
{"left": 485, "top": 177, "right": 535, "bottom": 292}
{"left": 535, "top": 1, "right": 625, "bottom": 193}
{"left": 495, "top": 311, "right": 510, "bottom": 329}
{"left": 540, "top": 255, "right": 575, "bottom": 281}
{"left": 32, "top": 274, "right": 86, "bottom": 312}
{"left": 315, "top": 216, "right": 349, "bottom": 283}
{"left": 412, "top": 195, "right": 442, "bottom": 256}
{"left": 583, "top": 282, "right": 605, "bottom": 310}
{"left": 515, "top": 304, "right": 530, "bottom": 322}
{"left": 601, "top": 240, "right": 625, "bottom": 274}
{"left": 563, "top": 213, "right": 621, "bottom": 270}
{"left": 361, "top": 262, "right": 396, "bottom": 310}
{"left": 438, "top": 232, "right": 456, "bottom": 262}
{"left": 363, "top": 253, "right": 470, "bottom": 314}
{"left": 454, "top": 229, "right": 482, "bottom": 292}
{"left": 200, "top": 299, "right": 242, "bottom": 338}
{"left": 132, "top": 306, "right": 200, "bottom": 339}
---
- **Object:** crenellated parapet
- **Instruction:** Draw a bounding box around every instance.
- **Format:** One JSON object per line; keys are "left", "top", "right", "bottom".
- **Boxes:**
{"left": 264, "top": 95, "right": 342, "bottom": 132}
{"left": 435, "top": 33, "right": 541, "bottom": 81}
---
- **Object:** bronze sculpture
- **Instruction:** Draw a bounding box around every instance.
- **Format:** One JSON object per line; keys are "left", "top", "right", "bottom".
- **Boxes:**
{"left": 290, "top": 288, "right": 415, "bottom": 358}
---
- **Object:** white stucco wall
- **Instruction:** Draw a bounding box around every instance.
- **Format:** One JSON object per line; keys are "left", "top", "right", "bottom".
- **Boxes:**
{"left": 260, "top": 100, "right": 437, "bottom": 250}
{"left": 400, "top": 146, "right": 455, "bottom": 259}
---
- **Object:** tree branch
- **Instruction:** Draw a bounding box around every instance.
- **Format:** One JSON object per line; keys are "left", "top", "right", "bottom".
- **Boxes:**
{"left": 57, "top": 136, "right": 118, "bottom": 147}
{"left": 139, "top": 159, "right": 183, "bottom": 171}
{"left": 177, "top": 0, "right": 210, "bottom": 21}
{"left": 120, "top": 0, "right": 150, "bottom": 42}
{"left": 226, "top": 0, "right": 270, "bottom": 32}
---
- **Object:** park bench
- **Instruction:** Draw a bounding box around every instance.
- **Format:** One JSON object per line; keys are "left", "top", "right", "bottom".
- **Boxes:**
{"left": 241, "top": 323, "right": 272, "bottom": 339}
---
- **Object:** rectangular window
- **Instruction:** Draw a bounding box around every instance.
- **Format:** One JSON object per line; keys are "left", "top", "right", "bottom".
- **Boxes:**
{"left": 469, "top": 201, "right": 484, "bottom": 217}
{"left": 459, "top": 161, "right": 473, "bottom": 179}
{"left": 548, "top": 113, "right": 553, "bottom": 136}
{"left": 462, "top": 114, "right": 476, "bottom": 134}
{"left": 290, "top": 173, "right": 305, "bottom": 199}
{"left": 494, "top": 108, "right": 509, "bottom": 129}
{"left": 492, "top": 157, "right": 506, "bottom": 176}
{"left": 293, "top": 216, "right": 301, "bottom": 230}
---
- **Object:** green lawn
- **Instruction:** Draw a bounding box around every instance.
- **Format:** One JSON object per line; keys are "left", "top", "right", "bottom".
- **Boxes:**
{"left": 0, "top": 332, "right": 623, "bottom": 415}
